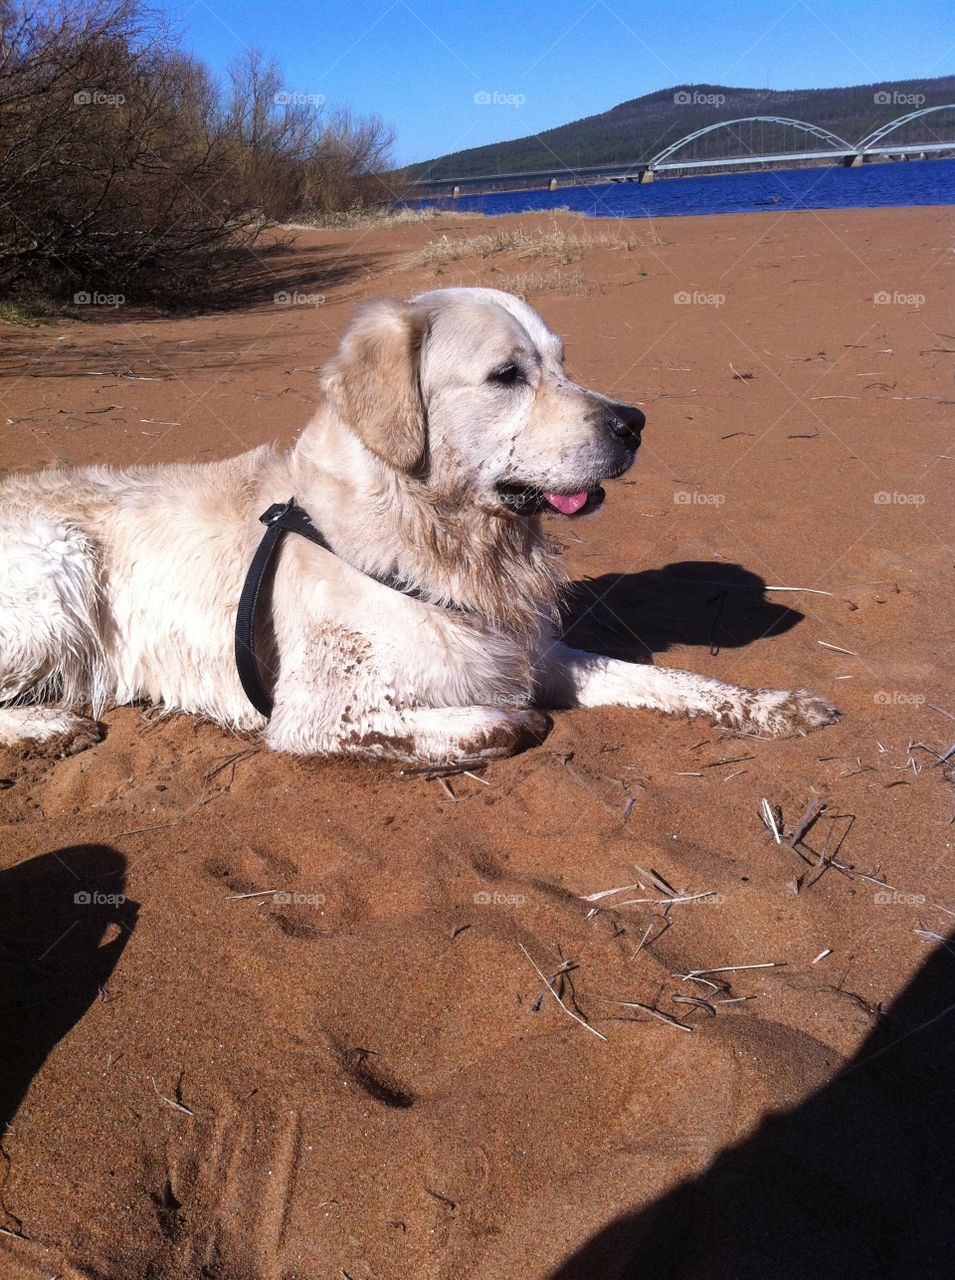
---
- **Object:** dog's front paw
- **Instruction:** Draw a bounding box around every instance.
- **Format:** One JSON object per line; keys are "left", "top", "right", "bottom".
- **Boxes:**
{"left": 7, "top": 710, "right": 105, "bottom": 757}
{"left": 336, "top": 706, "right": 552, "bottom": 766}
{"left": 730, "top": 688, "right": 838, "bottom": 738}
{"left": 455, "top": 708, "right": 552, "bottom": 763}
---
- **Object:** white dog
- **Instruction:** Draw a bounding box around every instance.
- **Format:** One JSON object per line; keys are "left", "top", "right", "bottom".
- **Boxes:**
{"left": 0, "top": 287, "right": 836, "bottom": 764}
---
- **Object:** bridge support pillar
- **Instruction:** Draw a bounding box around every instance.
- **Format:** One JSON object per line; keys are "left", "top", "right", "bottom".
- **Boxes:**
{"left": 639, "top": 168, "right": 654, "bottom": 183}
{"left": 844, "top": 153, "right": 863, "bottom": 167}
{"left": 451, "top": 185, "right": 461, "bottom": 199}
{"left": 548, "top": 177, "right": 558, "bottom": 191}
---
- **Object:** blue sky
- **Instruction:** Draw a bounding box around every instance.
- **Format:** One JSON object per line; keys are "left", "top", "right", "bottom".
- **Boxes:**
{"left": 172, "top": 0, "right": 955, "bottom": 165}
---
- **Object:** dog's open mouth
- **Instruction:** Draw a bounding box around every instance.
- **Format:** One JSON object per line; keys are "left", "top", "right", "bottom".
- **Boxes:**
{"left": 496, "top": 483, "right": 605, "bottom": 518}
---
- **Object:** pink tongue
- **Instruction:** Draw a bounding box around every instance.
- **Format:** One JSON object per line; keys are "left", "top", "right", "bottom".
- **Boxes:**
{"left": 544, "top": 490, "right": 589, "bottom": 515}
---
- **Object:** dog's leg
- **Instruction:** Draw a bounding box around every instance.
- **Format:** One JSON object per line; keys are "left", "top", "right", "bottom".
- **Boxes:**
{"left": 265, "top": 692, "right": 549, "bottom": 765}
{"left": 537, "top": 641, "right": 837, "bottom": 737}
{"left": 264, "top": 552, "right": 551, "bottom": 763}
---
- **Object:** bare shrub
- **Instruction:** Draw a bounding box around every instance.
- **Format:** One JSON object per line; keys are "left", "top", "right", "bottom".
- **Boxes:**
{"left": 299, "top": 107, "right": 399, "bottom": 216}
{"left": 0, "top": 1, "right": 261, "bottom": 304}
{"left": 221, "top": 53, "right": 401, "bottom": 222}
{"left": 0, "top": 3, "right": 400, "bottom": 308}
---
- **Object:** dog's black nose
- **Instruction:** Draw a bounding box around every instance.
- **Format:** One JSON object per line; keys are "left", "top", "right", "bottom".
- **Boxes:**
{"left": 603, "top": 403, "right": 645, "bottom": 445}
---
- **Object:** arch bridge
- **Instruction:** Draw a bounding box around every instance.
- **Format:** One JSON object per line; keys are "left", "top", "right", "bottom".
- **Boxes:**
{"left": 415, "top": 106, "right": 955, "bottom": 196}
{"left": 648, "top": 116, "right": 855, "bottom": 173}
{"left": 630, "top": 105, "right": 955, "bottom": 181}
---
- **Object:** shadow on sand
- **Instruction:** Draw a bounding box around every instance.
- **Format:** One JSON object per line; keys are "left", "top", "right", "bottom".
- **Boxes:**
{"left": 0, "top": 237, "right": 381, "bottom": 377}
{"left": 0, "top": 844, "right": 137, "bottom": 1233}
{"left": 563, "top": 561, "right": 805, "bottom": 661}
{"left": 550, "top": 931, "right": 955, "bottom": 1279}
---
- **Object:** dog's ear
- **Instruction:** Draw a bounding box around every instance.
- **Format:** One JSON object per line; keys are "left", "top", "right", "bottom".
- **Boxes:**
{"left": 323, "top": 298, "right": 428, "bottom": 473}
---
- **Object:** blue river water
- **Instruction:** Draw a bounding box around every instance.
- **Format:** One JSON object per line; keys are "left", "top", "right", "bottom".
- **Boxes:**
{"left": 423, "top": 158, "right": 955, "bottom": 219}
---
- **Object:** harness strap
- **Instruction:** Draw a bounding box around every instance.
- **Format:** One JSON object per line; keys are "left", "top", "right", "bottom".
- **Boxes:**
{"left": 235, "top": 497, "right": 461, "bottom": 720}
{"left": 234, "top": 499, "right": 333, "bottom": 719}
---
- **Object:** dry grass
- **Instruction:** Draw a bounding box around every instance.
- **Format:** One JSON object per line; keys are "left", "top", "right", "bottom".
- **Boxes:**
{"left": 437, "top": 266, "right": 600, "bottom": 297}
{"left": 494, "top": 267, "right": 601, "bottom": 297}
{"left": 283, "top": 204, "right": 471, "bottom": 231}
{"left": 414, "top": 223, "right": 649, "bottom": 267}
{"left": 542, "top": 204, "right": 668, "bottom": 246}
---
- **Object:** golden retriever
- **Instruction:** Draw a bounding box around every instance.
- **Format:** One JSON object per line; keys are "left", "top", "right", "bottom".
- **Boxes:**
{"left": 0, "top": 287, "right": 836, "bottom": 764}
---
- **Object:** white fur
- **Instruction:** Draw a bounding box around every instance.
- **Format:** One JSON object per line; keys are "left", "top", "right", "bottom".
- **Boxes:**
{"left": 0, "top": 289, "right": 836, "bottom": 763}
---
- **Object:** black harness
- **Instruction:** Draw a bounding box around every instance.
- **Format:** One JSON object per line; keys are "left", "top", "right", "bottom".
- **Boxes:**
{"left": 234, "top": 498, "right": 449, "bottom": 718}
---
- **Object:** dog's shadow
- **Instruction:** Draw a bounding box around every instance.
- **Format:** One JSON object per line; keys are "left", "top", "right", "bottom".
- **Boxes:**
{"left": 0, "top": 844, "right": 137, "bottom": 1232}
{"left": 562, "top": 561, "right": 804, "bottom": 660}
{"left": 548, "top": 931, "right": 955, "bottom": 1279}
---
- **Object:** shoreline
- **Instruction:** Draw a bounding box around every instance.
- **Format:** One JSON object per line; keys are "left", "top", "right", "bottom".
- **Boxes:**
{"left": 413, "top": 155, "right": 955, "bottom": 218}
{"left": 421, "top": 193, "right": 955, "bottom": 218}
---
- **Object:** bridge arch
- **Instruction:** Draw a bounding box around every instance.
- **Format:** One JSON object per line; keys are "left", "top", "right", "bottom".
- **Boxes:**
{"left": 857, "top": 104, "right": 955, "bottom": 152}
{"left": 647, "top": 116, "right": 855, "bottom": 170}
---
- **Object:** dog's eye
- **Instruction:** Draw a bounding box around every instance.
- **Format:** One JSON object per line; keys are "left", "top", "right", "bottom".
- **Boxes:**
{"left": 488, "top": 362, "right": 523, "bottom": 386}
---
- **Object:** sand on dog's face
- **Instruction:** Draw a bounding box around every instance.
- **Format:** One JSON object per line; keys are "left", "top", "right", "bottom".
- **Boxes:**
{"left": 1, "top": 205, "right": 953, "bottom": 1280}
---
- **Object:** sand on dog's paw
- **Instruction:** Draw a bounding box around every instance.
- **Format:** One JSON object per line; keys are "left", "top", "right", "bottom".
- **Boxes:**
{"left": 457, "top": 708, "right": 552, "bottom": 762}
{"left": 60, "top": 717, "right": 105, "bottom": 756}
{"left": 5, "top": 711, "right": 104, "bottom": 758}
{"left": 733, "top": 689, "right": 838, "bottom": 738}
{"left": 348, "top": 708, "right": 551, "bottom": 766}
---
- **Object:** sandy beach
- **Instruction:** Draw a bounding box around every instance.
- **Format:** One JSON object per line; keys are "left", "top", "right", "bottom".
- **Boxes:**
{"left": 1, "top": 204, "right": 953, "bottom": 1279}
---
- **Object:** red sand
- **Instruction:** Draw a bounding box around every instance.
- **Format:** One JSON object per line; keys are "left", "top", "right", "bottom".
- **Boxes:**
{"left": 1, "top": 206, "right": 953, "bottom": 1279}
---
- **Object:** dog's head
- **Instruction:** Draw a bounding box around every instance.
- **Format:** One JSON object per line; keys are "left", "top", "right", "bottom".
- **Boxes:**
{"left": 320, "top": 286, "right": 644, "bottom": 519}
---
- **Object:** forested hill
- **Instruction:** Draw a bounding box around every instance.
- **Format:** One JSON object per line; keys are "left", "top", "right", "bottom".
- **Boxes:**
{"left": 405, "top": 78, "right": 955, "bottom": 179}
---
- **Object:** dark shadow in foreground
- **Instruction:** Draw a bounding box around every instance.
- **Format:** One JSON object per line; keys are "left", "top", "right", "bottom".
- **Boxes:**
{"left": 563, "top": 562, "right": 806, "bottom": 661}
{"left": 550, "top": 932, "right": 955, "bottom": 1279}
{"left": 0, "top": 844, "right": 137, "bottom": 1231}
